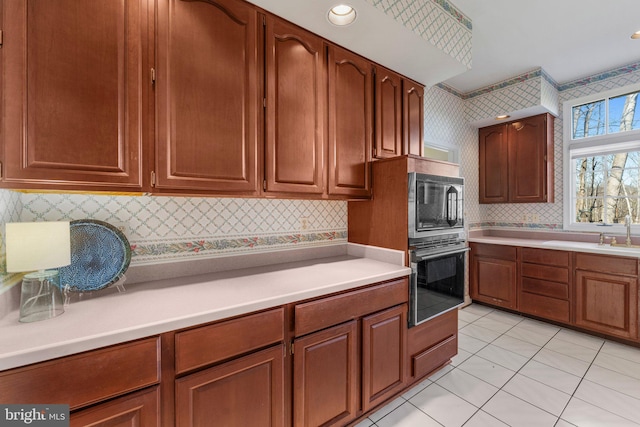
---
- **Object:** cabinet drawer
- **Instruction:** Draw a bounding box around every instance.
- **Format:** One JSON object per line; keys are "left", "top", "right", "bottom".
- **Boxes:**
{"left": 521, "top": 247, "right": 569, "bottom": 267}
{"left": 412, "top": 334, "right": 456, "bottom": 379}
{"left": 407, "top": 308, "right": 457, "bottom": 358}
{"left": 575, "top": 253, "right": 638, "bottom": 276}
{"left": 521, "top": 263, "right": 569, "bottom": 284}
{"left": 175, "top": 308, "right": 284, "bottom": 374}
{"left": 471, "top": 243, "right": 516, "bottom": 261}
{"left": 295, "top": 278, "right": 408, "bottom": 336}
{"left": 520, "top": 292, "right": 570, "bottom": 324}
{"left": 0, "top": 337, "right": 160, "bottom": 410}
{"left": 521, "top": 277, "right": 568, "bottom": 299}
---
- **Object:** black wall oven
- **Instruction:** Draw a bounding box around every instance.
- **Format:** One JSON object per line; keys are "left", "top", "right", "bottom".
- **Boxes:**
{"left": 409, "top": 233, "right": 468, "bottom": 327}
{"left": 407, "top": 171, "right": 467, "bottom": 327}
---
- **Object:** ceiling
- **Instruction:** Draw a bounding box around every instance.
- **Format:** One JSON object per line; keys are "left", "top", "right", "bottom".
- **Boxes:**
{"left": 445, "top": 0, "right": 640, "bottom": 93}
{"left": 247, "top": 0, "right": 640, "bottom": 93}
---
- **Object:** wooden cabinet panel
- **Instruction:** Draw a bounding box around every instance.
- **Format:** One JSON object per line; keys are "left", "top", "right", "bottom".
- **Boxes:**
{"left": 575, "top": 253, "right": 638, "bottom": 276}
{"left": 470, "top": 246, "right": 518, "bottom": 310}
{"left": 155, "top": 0, "right": 260, "bottom": 193}
{"left": 521, "top": 277, "right": 569, "bottom": 300}
{"left": 407, "top": 309, "right": 457, "bottom": 381}
{"left": 293, "top": 321, "right": 358, "bottom": 427}
{"left": 327, "top": 44, "right": 373, "bottom": 197}
{"left": 575, "top": 270, "right": 638, "bottom": 340}
{"left": 521, "top": 247, "right": 570, "bottom": 267}
{"left": 294, "top": 278, "right": 408, "bottom": 336}
{"left": 479, "top": 114, "right": 554, "bottom": 204}
{"left": 0, "top": 338, "right": 160, "bottom": 410}
{"left": 362, "top": 305, "right": 407, "bottom": 412}
{"left": 508, "top": 114, "right": 553, "bottom": 203}
{"left": 519, "top": 292, "right": 570, "bottom": 323}
{"left": 176, "top": 345, "right": 285, "bottom": 427}
{"left": 265, "top": 17, "right": 325, "bottom": 194}
{"left": 479, "top": 124, "right": 509, "bottom": 203}
{"left": 521, "top": 263, "right": 569, "bottom": 283}
{"left": 175, "top": 308, "right": 284, "bottom": 374}
{"left": 403, "top": 80, "right": 424, "bottom": 156}
{"left": 3, "top": 0, "right": 148, "bottom": 191}
{"left": 374, "top": 68, "right": 403, "bottom": 159}
{"left": 472, "top": 242, "right": 516, "bottom": 260}
{"left": 71, "top": 387, "right": 160, "bottom": 427}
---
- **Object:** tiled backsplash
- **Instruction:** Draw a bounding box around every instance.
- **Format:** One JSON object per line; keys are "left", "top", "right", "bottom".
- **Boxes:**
{"left": 0, "top": 191, "right": 347, "bottom": 292}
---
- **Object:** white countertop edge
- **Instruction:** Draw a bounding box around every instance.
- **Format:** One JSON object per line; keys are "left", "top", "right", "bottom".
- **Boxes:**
{"left": 0, "top": 250, "right": 410, "bottom": 371}
{"left": 468, "top": 235, "right": 640, "bottom": 257}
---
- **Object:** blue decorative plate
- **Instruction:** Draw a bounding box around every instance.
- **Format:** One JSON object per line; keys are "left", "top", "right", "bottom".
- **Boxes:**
{"left": 59, "top": 219, "right": 131, "bottom": 292}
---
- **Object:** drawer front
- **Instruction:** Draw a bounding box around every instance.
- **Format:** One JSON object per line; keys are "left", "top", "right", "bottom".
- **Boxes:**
{"left": 521, "top": 277, "right": 568, "bottom": 299}
{"left": 521, "top": 247, "right": 570, "bottom": 267}
{"left": 0, "top": 337, "right": 160, "bottom": 410}
{"left": 175, "top": 308, "right": 284, "bottom": 374}
{"left": 521, "top": 263, "right": 569, "bottom": 283}
{"left": 295, "top": 278, "right": 408, "bottom": 336}
{"left": 412, "top": 334, "right": 456, "bottom": 379}
{"left": 408, "top": 308, "right": 457, "bottom": 358}
{"left": 471, "top": 243, "right": 516, "bottom": 261}
{"left": 520, "top": 292, "right": 570, "bottom": 324}
{"left": 575, "top": 253, "right": 638, "bottom": 276}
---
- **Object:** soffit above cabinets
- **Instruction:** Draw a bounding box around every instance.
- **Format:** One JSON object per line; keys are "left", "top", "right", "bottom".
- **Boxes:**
{"left": 247, "top": 0, "right": 472, "bottom": 87}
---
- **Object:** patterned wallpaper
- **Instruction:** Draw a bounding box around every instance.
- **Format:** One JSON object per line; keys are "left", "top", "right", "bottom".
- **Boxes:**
{"left": 0, "top": 190, "right": 23, "bottom": 292}
{"left": 365, "top": 0, "right": 472, "bottom": 69}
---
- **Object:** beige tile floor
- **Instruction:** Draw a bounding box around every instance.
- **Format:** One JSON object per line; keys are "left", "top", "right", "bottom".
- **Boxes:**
{"left": 355, "top": 304, "right": 640, "bottom": 427}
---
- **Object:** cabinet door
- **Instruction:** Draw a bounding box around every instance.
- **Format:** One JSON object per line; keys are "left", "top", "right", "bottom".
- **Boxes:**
{"left": 362, "top": 305, "right": 407, "bottom": 412}
{"left": 374, "top": 67, "right": 403, "bottom": 159}
{"left": 2, "top": 0, "right": 149, "bottom": 191}
{"left": 265, "top": 17, "right": 325, "bottom": 194}
{"left": 470, "top": 255, "right": 517, "bottom": 309}
{"left": 175, "top": 345, "right": 285, "bottom": 427}
{"left": 71, "top": 387, "right": 160, "bottom": 427}
{"left": 575, "top": 270, "right": 638, "bottom": 340}
{"left": 294, "top": 321, "right": 358, "bottom": 427}
{"left": 508, "top": 114, "right": 552, "bottom": 203}
{"left": 479, "top": 124, "right": 509, "bottom": 203}
{"left": 155, "top": 0, "right": 260, "bottom": 193}
{"left": 327, "top": 45, "right": 372, "bottom": 198}
{"left": 403, "top": 80, "right": 424, "bottom": 156}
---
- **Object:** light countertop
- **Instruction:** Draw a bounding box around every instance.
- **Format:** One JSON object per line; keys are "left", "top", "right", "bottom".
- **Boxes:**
{"left": 0, "top": 244, "right": 410, "bottom": 371}
{"left": 469, "top": 231, "right": 640, "bottom": 257}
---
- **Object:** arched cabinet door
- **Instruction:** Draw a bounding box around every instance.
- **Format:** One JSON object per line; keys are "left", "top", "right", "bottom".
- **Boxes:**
{"left": 403, "top": 80, "right": 424, "bottom": 157}
{"left": 2, "top": 0, "right": 150, "bottom": 191}
{"left": 327, "top": 44, "right": 373, "bottom": 198}
{"left": 264, "top": 16, "right": 326, "bottom": 195}
{"left": 155, "top": 0, "right": 261, "bottom": 194}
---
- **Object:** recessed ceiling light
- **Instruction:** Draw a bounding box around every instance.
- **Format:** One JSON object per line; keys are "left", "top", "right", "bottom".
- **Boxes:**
{"left": 496, "top": 115, "right": 511, "bottom": 120}
{"left": 328, "top": 4, "right": 357, "bottom": 26}
{"left": 632, "top": 30, "right": 640, "bottom": 39}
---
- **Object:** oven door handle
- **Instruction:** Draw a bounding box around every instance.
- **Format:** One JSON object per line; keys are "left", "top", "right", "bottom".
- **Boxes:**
{"left": 412, "top": 246, "right": 470, "bottom": 262}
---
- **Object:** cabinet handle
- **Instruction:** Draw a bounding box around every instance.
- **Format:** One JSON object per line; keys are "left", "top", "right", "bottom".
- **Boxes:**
{"left": 150, "top": 68, "right": 156, "bottom": 85}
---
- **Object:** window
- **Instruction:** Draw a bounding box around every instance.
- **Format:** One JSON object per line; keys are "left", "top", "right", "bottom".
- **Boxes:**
{"left": 563, "top": 83, "right": 640, "bottom": 232}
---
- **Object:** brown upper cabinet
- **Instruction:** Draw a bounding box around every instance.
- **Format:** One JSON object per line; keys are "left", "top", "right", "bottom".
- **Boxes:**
{"left": 403, "top": 79, "right": 425, "bottom": 157}
{"left": 264, "top": 16, "right": 326, "bottom": 195}
{"left": 374, "top": 67, "right": 403, "bottom": 159}
{"left": 327, "top": 44, "right": 373, "bottom": 198}
{"left": 2, "top": 0, "right": 150, "bottom": 192}
{"left": 479, "top": 113, "right": 554, "bottom": 203}
{"left": 373, "top": 69, "right": 425, "bottom": 160}
{"left": 155, "top": 0, "right": 261, "bottom": 195}
{"left": 1, "top": 0, "right": 424, "bottom": 199}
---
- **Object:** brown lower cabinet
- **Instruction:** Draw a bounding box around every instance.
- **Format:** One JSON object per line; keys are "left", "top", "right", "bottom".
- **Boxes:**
{"left": 470, "top": 242, "right": 640, "bottom": 344}
{"left": 0, "top": 276, "right": 460, "bottom": 426}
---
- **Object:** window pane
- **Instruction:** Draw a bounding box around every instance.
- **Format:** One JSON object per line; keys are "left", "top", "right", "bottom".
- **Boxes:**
{"left": 574, "top": 156, "right": 604, "bottom": 199}
{"left": 572, "top": 100, "right": 605, "bottom": 139}
{"left": 608, "top": 91, "right": 640, "bottom": 134}
{"left": 575, "top": 197, "right": 603, "bottom": 223}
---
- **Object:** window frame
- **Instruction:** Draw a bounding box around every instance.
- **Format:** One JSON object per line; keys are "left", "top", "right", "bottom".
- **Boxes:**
{"left": 563, "top": 82, "right": 640, "bottom": 233}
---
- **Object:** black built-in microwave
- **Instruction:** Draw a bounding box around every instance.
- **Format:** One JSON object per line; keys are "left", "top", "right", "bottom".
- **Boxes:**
{"left": 408, "top": 172, "right": 464, "bottom": 239}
